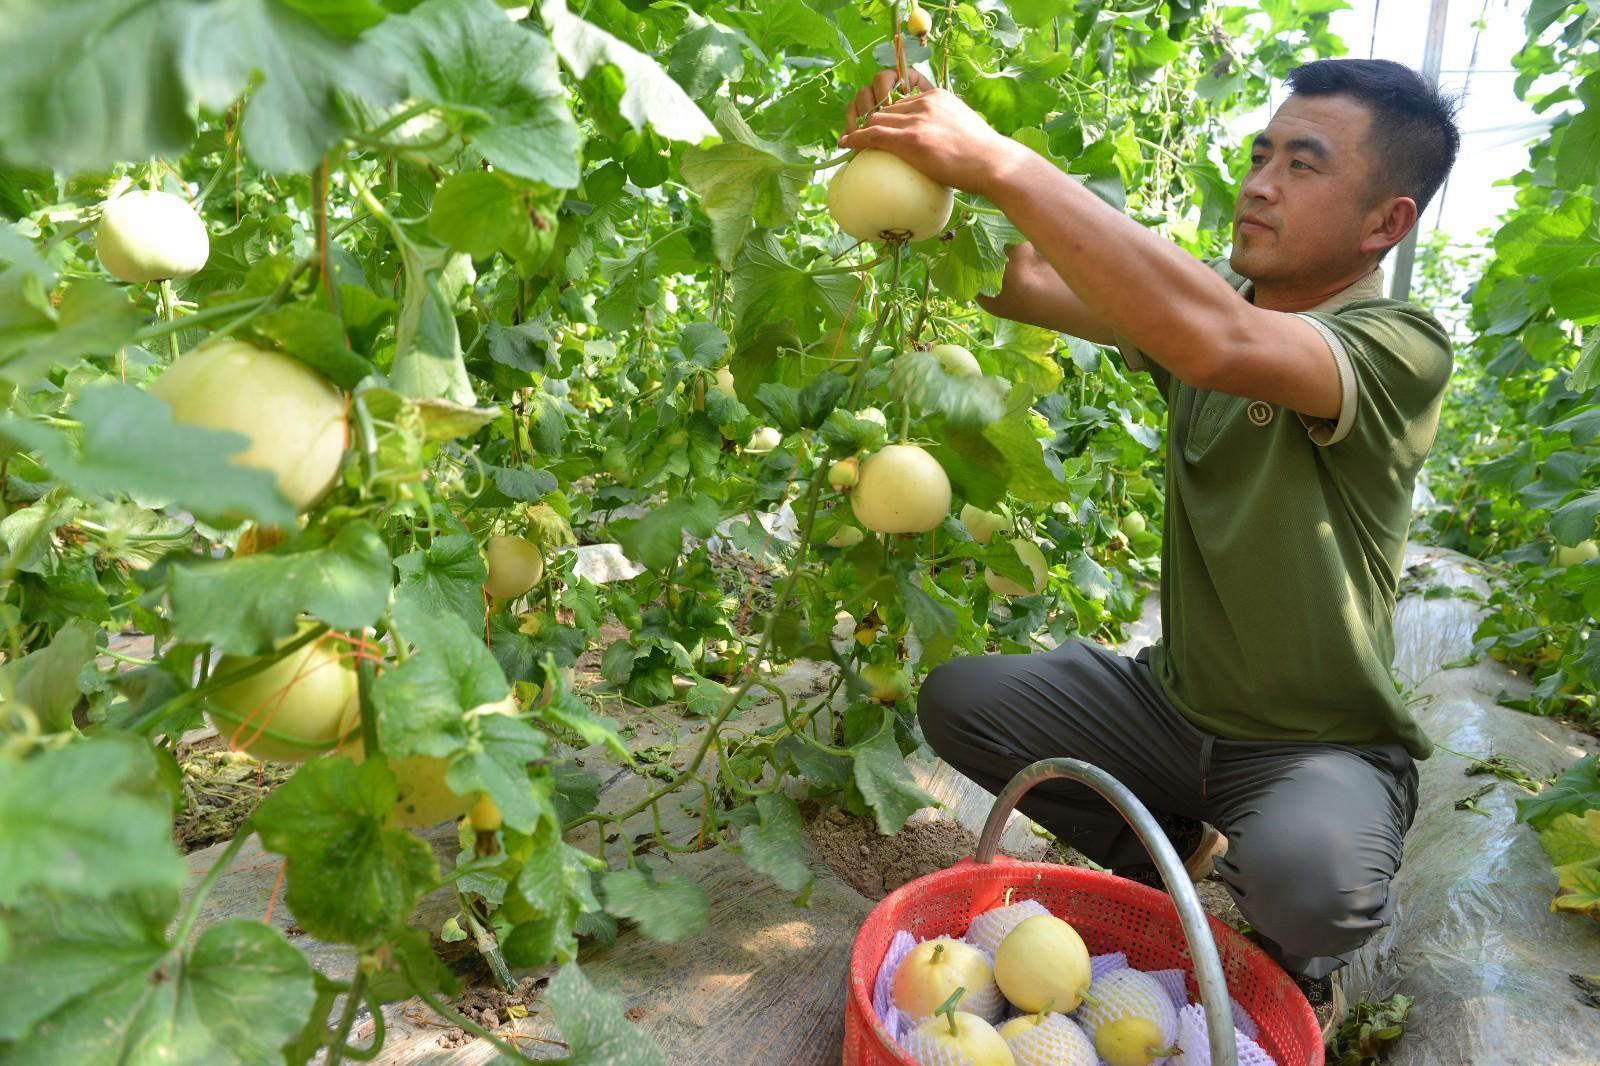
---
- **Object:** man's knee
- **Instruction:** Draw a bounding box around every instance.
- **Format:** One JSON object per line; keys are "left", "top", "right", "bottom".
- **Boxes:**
{"left": 916, "top": 656, "right": 994, "bottom": 759}
{"left": 1223, "top": 832, "right": 1398, "bottom": 960}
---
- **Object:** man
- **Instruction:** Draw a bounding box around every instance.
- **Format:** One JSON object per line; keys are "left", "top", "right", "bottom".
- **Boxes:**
{"left": 839, "top": 58, "right": 1460, "bottom": 1038}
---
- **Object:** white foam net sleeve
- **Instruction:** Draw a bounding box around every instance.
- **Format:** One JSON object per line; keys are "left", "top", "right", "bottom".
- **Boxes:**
{"left": 873, "top": 930, "right": 917, "bottom": 1045}
{"left": 963, "top": 899, "right": 1052, "bottom": 957}
{"left": 1146, "top": 968, "right": 1259, "bottom": 1041}
{"left": 1073, "top": 968, "right": 1179, "bottom": 1050}
{"left": 1169, "top": 1003, "right": 1278, "bottom": 1066}
{"left": 1005, "top": 1012, "right": 1099, "bottom": 1066}
{"left": 1090, "top": 952, "right": 1129, "bottom": 981}
{"left": 898, "top": 1025, "right": 978, "bottom": 1066}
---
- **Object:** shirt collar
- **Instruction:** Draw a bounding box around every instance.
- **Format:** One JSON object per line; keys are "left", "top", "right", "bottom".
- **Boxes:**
{"left": 1238, "top": 267, "right": 1387, "bottom": 313}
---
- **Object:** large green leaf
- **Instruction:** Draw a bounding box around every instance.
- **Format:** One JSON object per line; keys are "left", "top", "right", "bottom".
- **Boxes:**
{"left": 1555, "top": 75, "right": 1600, "bottom": 190}
{"left": 0, "top": 280, "right": 140, "bottom": 386}
{"left": 445, "top": 712, "right": 551, "bottom": 833}
{"left": 0, "top": 0, "right": 196, "bottom": 171}
{"left": 731, "top": 233, "right": 857, "bottom": 345}
{"left": 168, "top": 521, "right": 392, "bottom": 656}
{"left": 544, "top": 962, "right": 667, "bottom": 1065}
{"left": 0, "top": 734, "right": 185, "bottom": 907}
{"left": 666, "top": 13, "right": 757, "bottom": 99}
{"left": 0, "top": 618, "right": 99, "bottom": 733}
{"left": 253, "top": 757, "right": 439, "bottom": 946}
{"left": 927, "top": 209, "right": 1018, "bottom": 302}
{"left": 737, "top": 793, "right": 813, "bottom": 892}
{"left": 1517, "top": 754, "right": 1600, "bottom": 831}
{"left": 371, "top": 612, "right": 509, "bottom": 758}
{"left": 615, "top": 494, "right": 721, "bottom": 573}
{"left": 250, "top": 306, "right": 377, "bottom": 390}
{"left": 852, "top": 710, "right": 936, "bottom": 834}
{"left": 372, "top": 0, "right": 580, "bottom": 188}
{"left": 540, "top": 0, "right": 716, "bottom": 145}
{"left": 0, "top": 892, "right": 315, "bottom": 1063}
{"left": 183, "top": 0, "right": 402, "bottom": 172}
{"left": 393, "top": 533, "right": 489, "bottom": 640}
{"left": 390, "top": 240, "right": 476, "bottom": 405}
{"left": 0, "top": 384, "right": 296, "bottom": 528}
{"left": 1494, "top": 195, "right": 1600, "bottom": 278}
{"left": 601, "top": 867, "right": 709, "bottom": 943}
{"left": 680, "top": 103, "right": 807, "bottom": 269}
{"left": 1569, "top": 329, "right": 1600, "bottom": 394}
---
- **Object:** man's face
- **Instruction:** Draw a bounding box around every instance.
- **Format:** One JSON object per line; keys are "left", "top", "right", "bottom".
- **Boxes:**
{"left": 1230, "top": 93, "right": 1385, "bottom": 288}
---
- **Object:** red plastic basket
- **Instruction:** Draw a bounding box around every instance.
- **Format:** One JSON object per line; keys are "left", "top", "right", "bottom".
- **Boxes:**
{"left": 841, "top": 760, "right": 1324, "bottom": 1066}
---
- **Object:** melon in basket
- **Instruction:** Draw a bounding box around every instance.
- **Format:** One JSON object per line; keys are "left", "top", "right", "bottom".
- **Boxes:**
{"left": 1073, "top": 968, "right": 1179, "bottom": 1066}
{"left": 893, "top": 937, "right": 1003, "bottom": 1022}
{"left": 993, "top": 915, "right": 1092, "bottom": 1014}
{"left": 902, "top": 1009, "right": 1015, "bottom": 1066}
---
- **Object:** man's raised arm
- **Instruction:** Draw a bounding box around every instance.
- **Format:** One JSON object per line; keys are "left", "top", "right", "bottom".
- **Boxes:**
{"left": 976, "top": 241, "right": 1116, "bottom": 346}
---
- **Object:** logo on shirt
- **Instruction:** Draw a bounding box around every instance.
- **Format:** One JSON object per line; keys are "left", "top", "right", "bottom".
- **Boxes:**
{"left": 1247, "top": 401, "right": 1274, "bottom": 427}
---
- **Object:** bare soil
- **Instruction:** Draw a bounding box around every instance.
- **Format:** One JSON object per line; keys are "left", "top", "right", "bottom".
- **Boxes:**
{"left": 805, "top": 806, "right": 1247, "bottom": 931}
{"left": 173, "top": 744, "right": 295, "bottom": 852}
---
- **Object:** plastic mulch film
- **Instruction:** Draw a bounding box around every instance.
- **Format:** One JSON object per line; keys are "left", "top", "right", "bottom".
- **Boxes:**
{"left": 1341, "top": 544, "right": 1600, "bottom": 1065}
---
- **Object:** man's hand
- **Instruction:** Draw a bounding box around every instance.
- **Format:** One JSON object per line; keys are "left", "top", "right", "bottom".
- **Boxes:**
{"left": 839, "top": 70, "right": 1020, "bottom": 198}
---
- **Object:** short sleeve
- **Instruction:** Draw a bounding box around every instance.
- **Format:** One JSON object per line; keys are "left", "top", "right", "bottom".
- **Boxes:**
{"left": 1297, "top": 304, "right": 1453, "bottom": 468}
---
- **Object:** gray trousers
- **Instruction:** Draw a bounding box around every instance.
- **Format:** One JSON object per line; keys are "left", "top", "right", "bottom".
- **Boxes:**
{"left": 917, "top": 638, "right": 1418, "bottom": 979}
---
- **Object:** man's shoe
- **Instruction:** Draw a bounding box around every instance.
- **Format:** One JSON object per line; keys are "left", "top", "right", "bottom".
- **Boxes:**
{"left": 1292, "top": 969, "right": 1349, "bottom": 1047}
{"left": 1183, "top": 822, "right": 1228, "bottom": 881}
{"left": 1117, "top": 822, "right": 1228, "bottom": 888}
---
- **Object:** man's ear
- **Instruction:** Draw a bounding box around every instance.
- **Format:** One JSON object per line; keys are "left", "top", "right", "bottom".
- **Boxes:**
{"left": 1361, "top": 196, "right": 1418, "bottom": 256}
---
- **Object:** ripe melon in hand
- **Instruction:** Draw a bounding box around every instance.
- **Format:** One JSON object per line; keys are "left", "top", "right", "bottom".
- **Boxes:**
{"left": 1072, "top": 968, "right": 1178, "bottom": 1066}
{"left": 827, "top": 149, "right": 953, "bottom": 243}
{"left": 892, "top": 938, "right": 1002, "bottom": 1022}
{"left": 901, "top": 1011, "right": 1015, "bottom": 1066}
{"left": 994, "top": 915, "right": 1092, "bottom": 1013}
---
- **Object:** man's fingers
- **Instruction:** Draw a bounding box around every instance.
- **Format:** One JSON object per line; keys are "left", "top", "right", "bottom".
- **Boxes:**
{"left": 844, "top": 69, "right": 934, "bottom": 130}
{"left": 860, "top": 110, "right": 917, "bottom": 128}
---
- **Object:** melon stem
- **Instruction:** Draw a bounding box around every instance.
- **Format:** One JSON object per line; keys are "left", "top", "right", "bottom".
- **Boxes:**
{"left": 935, "top": 986, "right": 967, "bottom": 1036}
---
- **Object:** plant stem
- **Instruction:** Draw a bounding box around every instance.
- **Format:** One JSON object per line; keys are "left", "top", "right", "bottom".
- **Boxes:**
{"left": 359, "top": 101, "right": 437, "bottom": 144}
{"left": 356, "top": 654, "right": 380, "bottom": 758}
{"left": 461, "top": 904, "right": 516, "bottom": 993}
{"left": 845, "top": 242, "right": 904, "bottom": 411}
{"left": 786, "top": 150, "right": 854, "bottom": 171}
{"left": 807, "top": 255, "right": 889, "bottom": 276}
{"left": 325, "top": 969, "right": 368, "bottom": 1066}
{"left": 158, "top": 280, "right": 181, "bottom": 362}
{"left": 171, "top": 828, "right": 251, "bottom": 947}
{"left": 132, "top": 295, "right": 269, "bottom": 343}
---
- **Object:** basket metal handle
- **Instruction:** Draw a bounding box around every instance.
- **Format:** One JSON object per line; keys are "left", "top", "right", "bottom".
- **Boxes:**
{"left": 975, "top": 757, "right": 1237, "bottom": 1066}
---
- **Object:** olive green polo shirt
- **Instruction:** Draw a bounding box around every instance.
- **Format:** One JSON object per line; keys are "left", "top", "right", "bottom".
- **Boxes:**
{"left": 1115, "top": 259, "right": 1452, "bottom": 759}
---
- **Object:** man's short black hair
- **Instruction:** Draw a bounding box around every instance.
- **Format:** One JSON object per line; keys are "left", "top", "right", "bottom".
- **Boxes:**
{"left": 1285, "top": 58, "right": 1462, "bottom": 216}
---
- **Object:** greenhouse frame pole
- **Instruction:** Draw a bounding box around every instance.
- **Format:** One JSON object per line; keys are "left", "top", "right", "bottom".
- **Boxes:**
{"left": 1389, "top": 0, "right": 1451, "bottom": 302}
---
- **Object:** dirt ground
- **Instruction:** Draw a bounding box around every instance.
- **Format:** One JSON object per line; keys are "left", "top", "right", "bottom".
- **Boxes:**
{"left": 805, "top": 804, "right": 1248, "bottom": 932}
